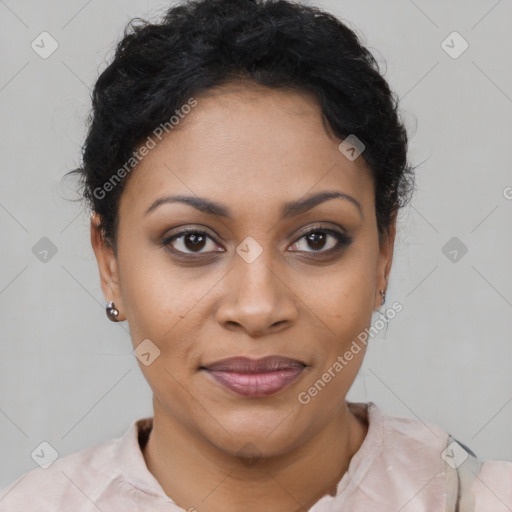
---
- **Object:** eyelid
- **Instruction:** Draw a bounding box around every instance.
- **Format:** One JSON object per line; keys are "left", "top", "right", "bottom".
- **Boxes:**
{"left": 294, "top": 222, "right": 348, "bottom": 238}
{"left": 162, "top": 225, "right": 221, "bottom": 243}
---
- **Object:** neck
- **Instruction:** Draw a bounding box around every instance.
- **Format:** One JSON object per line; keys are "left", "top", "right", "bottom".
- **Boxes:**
{"left": 142, "top": 398, "right": 368, "bottom": 512}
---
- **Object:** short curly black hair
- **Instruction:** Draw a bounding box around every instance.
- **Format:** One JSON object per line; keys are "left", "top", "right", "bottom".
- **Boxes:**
{"left": 69, "top": 0, "right": 415, "bottom": 250}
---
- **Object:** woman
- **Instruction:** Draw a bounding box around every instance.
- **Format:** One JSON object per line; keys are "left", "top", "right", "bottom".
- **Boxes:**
{"left": 1, "top": 0, "right": 510, "bottom": 510}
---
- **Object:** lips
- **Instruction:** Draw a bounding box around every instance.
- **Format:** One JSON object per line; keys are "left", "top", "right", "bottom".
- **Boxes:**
{"left": 202, "top": 355, "right": 306, "bottom": 373}
{"left": 200, "top": 356, "right": 307, "bottom": 397}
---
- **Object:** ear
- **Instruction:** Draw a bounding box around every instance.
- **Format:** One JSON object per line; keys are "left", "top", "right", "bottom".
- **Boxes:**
{"left": 374, "top": 211, "right": 397, "bottom": 310}
{"left": 90, "top": 212, "right": 126, "bottom": 321}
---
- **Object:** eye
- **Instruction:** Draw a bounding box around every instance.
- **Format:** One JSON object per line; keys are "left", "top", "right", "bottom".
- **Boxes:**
{"left": 162, "top": 229, "right": 223, "bottom": 255}
{"left": 162, "top": 226, "right": 352, "bottom": 257}
{"left": 288, "top": 227, "right": 352, "bottom": 254}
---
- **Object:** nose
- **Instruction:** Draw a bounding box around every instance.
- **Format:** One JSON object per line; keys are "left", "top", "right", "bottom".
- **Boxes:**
{"left": 215, "top": 253, "right": 299, "bottom": 337}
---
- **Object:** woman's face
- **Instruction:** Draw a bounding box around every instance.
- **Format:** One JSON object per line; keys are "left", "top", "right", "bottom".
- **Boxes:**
{"left": 92, "top": 82, "right": 394, "bottom": 458}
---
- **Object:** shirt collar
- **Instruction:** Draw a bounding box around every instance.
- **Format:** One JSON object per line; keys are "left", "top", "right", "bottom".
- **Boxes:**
{"left": 114, "top": 416, "right": 172, "bottom": 498}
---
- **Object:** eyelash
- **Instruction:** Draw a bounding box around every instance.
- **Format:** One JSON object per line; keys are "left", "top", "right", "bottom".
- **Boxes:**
{"left": 161, "top": 226, "right": 352, "bottom": 258}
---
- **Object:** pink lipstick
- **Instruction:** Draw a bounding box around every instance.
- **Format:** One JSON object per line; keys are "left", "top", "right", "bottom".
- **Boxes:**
{"left": 201, "top": 356, "right": 306, "bottom": 397}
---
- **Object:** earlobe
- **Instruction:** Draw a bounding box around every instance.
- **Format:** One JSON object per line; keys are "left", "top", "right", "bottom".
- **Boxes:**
{"left": 90, "top": 213, "right": 126, "bottom": 321}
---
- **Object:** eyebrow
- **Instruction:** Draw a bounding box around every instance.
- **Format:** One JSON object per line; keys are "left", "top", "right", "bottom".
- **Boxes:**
{"left": 144, "top": 190, "right": 363, "bottom": 220}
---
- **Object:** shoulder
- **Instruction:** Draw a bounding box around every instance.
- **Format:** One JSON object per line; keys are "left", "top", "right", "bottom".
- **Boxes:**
{"left": 364, "top": 402, "right": 451, "bottom": 481}
{"left": 0, "top": 431, "right": 123, "bottom": 512}
{"left": 473, "top": 459, "right": 512, "bottom": 511}
{"left": 361, "top": 401, "right": 451, "bottom": 464}
{"left": 353, "top": 402, "right": 512, "bottom": 511}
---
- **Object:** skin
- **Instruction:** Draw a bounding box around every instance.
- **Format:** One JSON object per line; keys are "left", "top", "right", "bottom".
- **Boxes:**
{"left": 91, "top": 81, "right": 396, "bottom": 512}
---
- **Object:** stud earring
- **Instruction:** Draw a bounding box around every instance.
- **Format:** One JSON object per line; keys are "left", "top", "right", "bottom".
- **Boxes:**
{"left": 106, "top": 301, "right": 120, "bottom": 322}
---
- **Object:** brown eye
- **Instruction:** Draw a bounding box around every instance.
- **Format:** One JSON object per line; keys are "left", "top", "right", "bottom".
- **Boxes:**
{"left": 163, "top": 229, "right": 222, "bottom": 254}
{"left": 289, "top": 228, "right": 352, "bottom": 254}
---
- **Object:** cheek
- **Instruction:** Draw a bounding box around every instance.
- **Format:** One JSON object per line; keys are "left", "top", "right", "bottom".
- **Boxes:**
{"left": 297, "top": 243, "right": 378, "bottom": 330}
{"left": 115, "top": 236, "right": 192, "bottom": 343}
{"left": 116, "top": 239, "right": 224, "bottom": 370}
{"left": 294, "top": 265, "right": 373, "bottom": 412}
{"left": 117, "top": 249, "right": 205, "bottom": 405}
{"left": 290, "top": 243, "right": 378, "bottom": 399}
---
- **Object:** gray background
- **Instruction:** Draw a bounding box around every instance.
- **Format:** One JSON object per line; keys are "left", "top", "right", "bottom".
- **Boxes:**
{"left": 1, "top": 0, "right": 511, "bottom": 488}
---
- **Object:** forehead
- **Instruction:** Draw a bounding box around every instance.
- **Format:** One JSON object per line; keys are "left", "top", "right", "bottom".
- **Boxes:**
{"left": 120, "top": 83, "right": 374, "bottom": 218}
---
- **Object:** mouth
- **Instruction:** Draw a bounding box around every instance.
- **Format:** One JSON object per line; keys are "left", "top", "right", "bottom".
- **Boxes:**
{"left": 199, "top": 355, "right": 308, "bottom": 397}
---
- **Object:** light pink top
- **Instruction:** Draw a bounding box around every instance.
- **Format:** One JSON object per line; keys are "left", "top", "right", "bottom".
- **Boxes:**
{"left": 1, "top": 402, "right": 511, "bottom": 511}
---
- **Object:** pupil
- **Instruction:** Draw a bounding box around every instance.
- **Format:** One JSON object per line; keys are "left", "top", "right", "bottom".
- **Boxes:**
{"left": 308, "top": 232, "right": 325, "bottom": 250}
{"left": 185, "top": 233, "right": 205, "bottom": 251}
